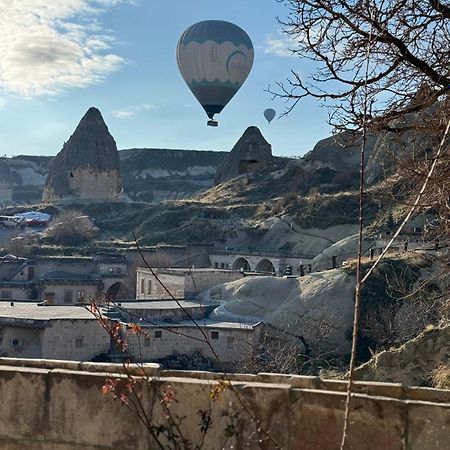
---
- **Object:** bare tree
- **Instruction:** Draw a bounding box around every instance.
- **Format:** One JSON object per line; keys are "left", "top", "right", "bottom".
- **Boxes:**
{"left": 271, "top": 0, "right": 450, "bottom": 131}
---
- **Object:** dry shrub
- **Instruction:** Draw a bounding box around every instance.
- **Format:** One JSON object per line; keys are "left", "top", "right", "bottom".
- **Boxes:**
{"left": 431, "top": 364, "right": 450, "bottom": 390}
{"left": 46, "top": 209, "right": 98, "bottom": 245}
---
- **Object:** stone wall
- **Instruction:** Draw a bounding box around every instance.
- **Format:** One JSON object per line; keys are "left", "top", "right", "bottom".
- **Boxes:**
{"left": 137, "top": 271, "right": 185, "bottom": 299}
{"left": 41, "top": 320, "right": 109, "bottom": 360}
{"left": 136, "top": 269, "right": 244, "bottom": 300}
{"left": 0, "top": 358, "right": 449, "bottom": 449}
{"left": 0, "top": 327, "right": 43, "bottom": 358}
{"left": 121, "top": 304, "right": 216, "bottom": 323}
{"left": 68, "top": 168, "right": 122, "bottom": 201}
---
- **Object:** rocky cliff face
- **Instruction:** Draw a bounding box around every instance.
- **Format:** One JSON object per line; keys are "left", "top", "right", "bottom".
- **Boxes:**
{"left": 214, "top": 126, "right": 274, "bottom": 185}
{"left": 302, "top": 131, "right": 378, "bottom": 173}
{"left": 120, "top": 148, "right": 226, "bottom": 202}
{"left": 42, "top": 107, "right": 122, "bottom": 203}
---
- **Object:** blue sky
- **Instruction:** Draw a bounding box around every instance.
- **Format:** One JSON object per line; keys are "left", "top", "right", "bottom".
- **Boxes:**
{"left": 0, "top": 0, "right": 332, "bottom": 158}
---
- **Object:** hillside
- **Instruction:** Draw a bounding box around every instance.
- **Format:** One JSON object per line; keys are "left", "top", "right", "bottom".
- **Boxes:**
{"left": 0, "top": 149, "right": 228, "bottom": 205}
{"left": 120, "top": 148, "right": 227, "bottom": 202}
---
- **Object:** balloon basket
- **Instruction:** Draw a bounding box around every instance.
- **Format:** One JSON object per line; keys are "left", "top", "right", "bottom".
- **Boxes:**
{"left": 207, "top": 120, "right": 218, "bottom": 127}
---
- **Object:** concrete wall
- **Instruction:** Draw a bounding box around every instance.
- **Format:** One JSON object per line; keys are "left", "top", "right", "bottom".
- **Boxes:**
{"left": 0, "top": 359, "right": 449, "bottom": 449}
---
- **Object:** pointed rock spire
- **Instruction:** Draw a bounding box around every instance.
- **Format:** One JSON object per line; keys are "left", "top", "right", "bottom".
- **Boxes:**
{"left": 42, "top": 107, "right": 122, "bottom": 203}
{"left": 214, "top": 126, "right": 273, "bottom": 185}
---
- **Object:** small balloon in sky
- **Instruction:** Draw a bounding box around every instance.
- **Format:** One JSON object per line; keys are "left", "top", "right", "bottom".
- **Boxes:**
{"left": 176, "top": 20, "right": 254, "bottom": 127}
{"left": 264, "top": 108, "right": 276, "bottom": 124}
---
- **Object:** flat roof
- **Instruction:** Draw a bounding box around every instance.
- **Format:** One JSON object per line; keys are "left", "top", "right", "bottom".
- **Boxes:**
{"left": 0, "top": 303, "right": 96, "bottom": 321}
{"left": 137, "top": 267, "right": 242, "bottom": 274}
{"left": 137, "top": 318, "right": 260, "bottom": 330}
{"left": 119, "top": 300, "right": 219, "bottom": 310}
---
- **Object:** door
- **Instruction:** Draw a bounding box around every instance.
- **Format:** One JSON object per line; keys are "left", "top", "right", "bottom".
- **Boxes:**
{"left": 44, "top": 293, "right": 55, "bottom": 305}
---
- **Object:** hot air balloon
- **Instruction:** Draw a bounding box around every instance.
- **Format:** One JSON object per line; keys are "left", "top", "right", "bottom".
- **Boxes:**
{"left": 264, "top": 108, "right": 276, "bottom": 124}
{"left": 176, "top": 20, "right": 254, "bottom": 127}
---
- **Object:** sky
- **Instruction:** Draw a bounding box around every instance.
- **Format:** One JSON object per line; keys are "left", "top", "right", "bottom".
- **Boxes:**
{"left": 0, "top": 0, "right": 332, "bottom": 158}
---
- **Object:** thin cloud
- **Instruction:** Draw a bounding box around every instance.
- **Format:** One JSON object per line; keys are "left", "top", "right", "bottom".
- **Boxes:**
{"left": 0, "top": 0, "right": 130, "bottom": 97}
{"left": 112, "top": 104, "right": 155, "bottom": 118}
{"left": 263, "top": 32, "right": 297, "bottom": 57}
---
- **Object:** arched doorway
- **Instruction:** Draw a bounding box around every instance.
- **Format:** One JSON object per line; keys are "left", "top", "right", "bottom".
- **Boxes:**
{"left": 232, "top": 257, "right": 251, "bottom": 272}
{"left": 106, "top": 282, "right": 130, "bottom": 301}
{"left": 255, "top": 259, "right": 275, "bottom": 273}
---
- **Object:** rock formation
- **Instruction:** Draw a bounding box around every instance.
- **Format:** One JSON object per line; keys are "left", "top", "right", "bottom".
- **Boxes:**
{"left": 214, "top": 126, "right": 273, "bottom": 185}
{"left": 354, "top": 325, "right": 450, "bottom": 386}
{"left": 301, "top": 130, "right": 378, "bottom": 173}
{"left": 42, "top": 107, "right": 122, "bottom": 203}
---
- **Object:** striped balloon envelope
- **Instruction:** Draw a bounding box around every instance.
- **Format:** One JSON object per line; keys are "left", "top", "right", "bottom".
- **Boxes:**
{"left": 176, "top": 20, "right": 254, "bottom": 126}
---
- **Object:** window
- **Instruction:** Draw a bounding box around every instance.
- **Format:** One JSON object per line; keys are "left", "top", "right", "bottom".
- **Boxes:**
{"left": 0, "top": 291, "right": 12, "bottom": 300}
{"left": 220, "top": 263, "right": 225, "bottom": 269}
{"left": 116, "top": 267, "right": 122, "bottom": 274}
{"left": 211, "top": 331, "right": 219, "bottom": 340}
{"left": 147, "top": 280, "right": 152, "bottom": 295}
{"left": 155, "top": 330, "right": 162, "bottom": 338}
{"left": 75, "top": 338, "right": 83, "bottom": 348}
{"left": 0, "top": 334, "right": 3, "bottom": 346}
{"left": 214, "top": 262, "right": 218, "bottom": 269}
{"left": 140, "top": 278, "right": 145, "bottom": 294}
{"left": 64, "top": 290, "right": 73, "bottom": 304}
{"left": 144, "top": 337, "right": 151, "bottom": 347}
{"left": 227, "top": 336, "right": 234, "bottom": 349}
{"left": 77, "top": 291, "right": 85, "bottom": 302}
{"left": 10, "top": 338, "right": 23, "bottom": 347}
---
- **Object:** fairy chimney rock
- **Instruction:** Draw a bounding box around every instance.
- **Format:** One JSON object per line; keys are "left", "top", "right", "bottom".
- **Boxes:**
{"left": 214, "top": 126, "right": 273, "bottom": 185}
{"left": 42, "top": 107, "right": 122, "bottom": 203}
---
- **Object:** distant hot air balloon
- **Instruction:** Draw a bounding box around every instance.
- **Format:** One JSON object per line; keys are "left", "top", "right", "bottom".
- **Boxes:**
{"left": 176, "top": 20, "right": 254, "bottom": 127}
{"left": 264, "top": 108, "right": 276, "bottom": 124}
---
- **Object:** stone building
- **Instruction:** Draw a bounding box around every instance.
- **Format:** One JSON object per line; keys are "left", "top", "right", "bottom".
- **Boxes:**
{"left": 126, "top": 319, "right": 262, "bottom": 366}
{"left": 42, "top": 107, "right": 122, "bottom": 203}
{"left": 0, "top": 304, "right": 109, "bottom": 360}
{"left": 39, "top": 271, "right": 102, "bottom": 305}
{"left": 136, "top": 267, "right": 244, "bottom": 300}
{"left": 0, "top": 254, "right": 129, "bottom": 303}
